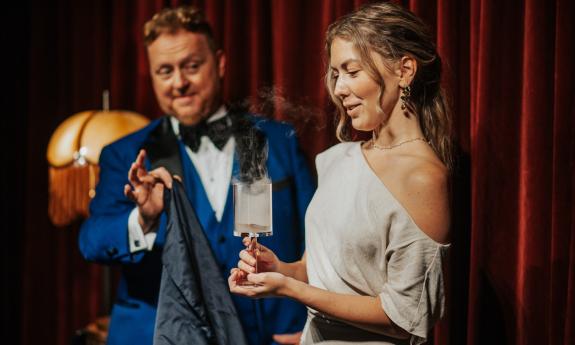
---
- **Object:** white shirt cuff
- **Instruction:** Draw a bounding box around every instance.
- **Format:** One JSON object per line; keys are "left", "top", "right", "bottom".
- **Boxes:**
{"left": 128, "top": 208, "right": 157, "bottom": 253}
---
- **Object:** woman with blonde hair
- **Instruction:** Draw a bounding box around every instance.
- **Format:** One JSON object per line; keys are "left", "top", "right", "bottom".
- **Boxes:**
{"left": 230, "top": 2, "right": 452, "bottom": 344}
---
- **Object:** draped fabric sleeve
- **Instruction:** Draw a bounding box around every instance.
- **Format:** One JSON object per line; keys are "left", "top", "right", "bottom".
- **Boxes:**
{"left": 379, "top": 232, "right": 449, "bottom": 345}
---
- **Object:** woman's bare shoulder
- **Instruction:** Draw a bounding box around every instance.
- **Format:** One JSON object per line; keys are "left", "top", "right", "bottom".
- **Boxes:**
{"left": 398, "top": 153, "right": 450, "bottom": 244}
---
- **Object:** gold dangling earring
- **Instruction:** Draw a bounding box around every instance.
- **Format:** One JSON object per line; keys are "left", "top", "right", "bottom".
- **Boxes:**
{"left": 400, "top": 85, "right": 411, "bottom": 111}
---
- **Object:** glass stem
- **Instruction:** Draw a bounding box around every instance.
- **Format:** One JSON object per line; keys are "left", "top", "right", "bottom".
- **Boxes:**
{"left": 251, "top": 236, "right": 259, "bottom": 274}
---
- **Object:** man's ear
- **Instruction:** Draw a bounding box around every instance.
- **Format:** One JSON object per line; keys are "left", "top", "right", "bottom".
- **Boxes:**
{"left": 399, "top": 55, "right": 417, "bottom": 85}
{"left": 216, "top": 50, "right": 226, "bottom": 78}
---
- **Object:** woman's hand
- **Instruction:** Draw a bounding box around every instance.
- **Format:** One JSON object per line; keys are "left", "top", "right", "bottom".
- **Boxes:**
{"left": 237, "top": 237, "right": 280, "bottom": 274}
{"left": 273, "top": 332, "right": 302, "bottom": 345}
{"left": 228, "top": 269, "right": 290, "bottom": 298}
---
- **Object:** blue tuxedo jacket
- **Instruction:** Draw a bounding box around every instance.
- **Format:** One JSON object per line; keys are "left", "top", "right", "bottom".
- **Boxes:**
{"left": 79, "top": 114, "right": 315, "bottom": 345}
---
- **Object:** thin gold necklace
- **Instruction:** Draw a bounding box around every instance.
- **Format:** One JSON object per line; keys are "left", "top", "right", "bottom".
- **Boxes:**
{"left": 371, "top": 137, "right": 427, "bottom": 150}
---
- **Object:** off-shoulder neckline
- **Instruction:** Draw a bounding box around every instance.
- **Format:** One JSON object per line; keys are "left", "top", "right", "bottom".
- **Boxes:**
{"left": 351, "top": 142, "right": 450, "bottom": 247}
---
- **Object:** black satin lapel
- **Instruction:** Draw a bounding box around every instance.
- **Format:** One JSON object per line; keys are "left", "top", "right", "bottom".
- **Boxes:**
{"left": 142, "top": 117, "right": 184, "bottom": 178}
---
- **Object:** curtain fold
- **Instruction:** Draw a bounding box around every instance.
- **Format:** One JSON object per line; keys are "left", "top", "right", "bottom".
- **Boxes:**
{"left": 17, "top": 1, "right": 574, "bottom": 344}
{"left": 552, "top": 2, "right": 575, "bottom": 345}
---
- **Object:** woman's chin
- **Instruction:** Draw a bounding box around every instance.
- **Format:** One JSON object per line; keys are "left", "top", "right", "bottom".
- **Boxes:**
{"left": 350, "top": 119, "right": 375, "bottom": 132}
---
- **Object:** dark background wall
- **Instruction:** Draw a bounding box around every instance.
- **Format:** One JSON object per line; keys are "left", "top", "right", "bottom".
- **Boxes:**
{"left": 2, "top": 2, "right": 29, "bottom": 345}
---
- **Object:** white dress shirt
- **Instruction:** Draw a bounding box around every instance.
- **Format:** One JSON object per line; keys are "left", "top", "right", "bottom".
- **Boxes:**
{"left": 128, "top": 106, "right": 235, "bottom": 253}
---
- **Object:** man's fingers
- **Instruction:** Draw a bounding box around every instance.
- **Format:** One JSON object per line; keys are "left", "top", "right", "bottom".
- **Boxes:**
{"left": 150, "top": 167, "right": 173, "bottom": 188}
{"left": 136, "top": 164, "right": 148, "bottom": 180}
{"left": 128, "top": 163, "right": 140, "bottom": 185}
{"left": 135, "top": 149, "right": 146, "bottom": 166}
{"left": 150, "top": 183, "right": 165, "bottom": 206}
{"left": 128, "top": 150, "right": 149, "bottom": 183}
{"left": 138, "top": 174, "right": 161, "bottom": 185}
{"left": 124, "top": 184, "right": 135, "bottom": 201}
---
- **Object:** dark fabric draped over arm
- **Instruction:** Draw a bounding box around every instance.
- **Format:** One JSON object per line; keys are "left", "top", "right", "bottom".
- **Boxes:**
{"left": 154, "top": 182, "right": 247, "bottom": 345}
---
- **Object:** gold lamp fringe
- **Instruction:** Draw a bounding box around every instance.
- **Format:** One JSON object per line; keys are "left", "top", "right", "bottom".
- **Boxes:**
{"left": 46, "top": 109, "right": 149, "bottom": 227}
{"left": 48, "top": 164, "right": 100, "bottom": 227}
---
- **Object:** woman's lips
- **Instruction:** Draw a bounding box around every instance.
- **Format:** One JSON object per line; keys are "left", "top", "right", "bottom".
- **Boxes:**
{"left": 346, "top": 104, "right": 360, "bottom": 117}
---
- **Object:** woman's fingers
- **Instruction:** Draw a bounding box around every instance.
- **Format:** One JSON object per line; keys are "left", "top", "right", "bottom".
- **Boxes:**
{"left": 239, "top": 249, "right": 257, "bottom": 266}
{"left": 228, "top": 270, "right": 239, "bottom": 290}
{"left": 238, "top": 259, "right": 256, "bottom": 273}
{"left": 273, "top": 332, "right": 302, "bottom": 345}
{"left": 230, "top": 268, "right": 247, "bottom": 281}
{"left": 246, "top": 273, "right": 265, "bottom": 285}
{"left": 242, "top": 237, "right": 271, "bottom": 253}
{"left": 229, "top": 270, "right": 254, "bottom": 296}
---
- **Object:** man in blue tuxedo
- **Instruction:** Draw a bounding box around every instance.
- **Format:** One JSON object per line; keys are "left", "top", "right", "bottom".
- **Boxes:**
{"left": 78, "top": 6, "right": 314, "bottom": 345}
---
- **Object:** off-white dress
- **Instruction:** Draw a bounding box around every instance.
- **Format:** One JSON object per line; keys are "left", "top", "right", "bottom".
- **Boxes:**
{"left": 301, "top": 142, "right": 449, "bottom": 345}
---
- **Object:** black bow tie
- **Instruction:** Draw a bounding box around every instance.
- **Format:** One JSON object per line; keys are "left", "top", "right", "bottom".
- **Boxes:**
{"left": 179, "top": 116, "right": 233, "bottom": 152}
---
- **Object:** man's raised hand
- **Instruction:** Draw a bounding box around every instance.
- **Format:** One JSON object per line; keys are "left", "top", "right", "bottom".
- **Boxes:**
{"left": 124, "top": 149, "right": 173, "bottom": 233}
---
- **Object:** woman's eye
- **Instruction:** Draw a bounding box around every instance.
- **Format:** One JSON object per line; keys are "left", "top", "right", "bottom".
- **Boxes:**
{"left": 348, "top": 70, "right": 359, "bottom": 77}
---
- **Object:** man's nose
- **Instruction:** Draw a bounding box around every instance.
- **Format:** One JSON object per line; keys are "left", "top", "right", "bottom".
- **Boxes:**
{"left": 173, "top": 69, "right": 190, "bottom": 93}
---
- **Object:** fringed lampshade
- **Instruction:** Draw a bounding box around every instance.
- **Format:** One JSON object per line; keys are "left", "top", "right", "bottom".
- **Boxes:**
{"left": 47, "top": 110, "right": 149, "bottom": 227}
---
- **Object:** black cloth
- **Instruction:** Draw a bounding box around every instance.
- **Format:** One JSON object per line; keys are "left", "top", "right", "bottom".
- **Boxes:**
{"left": 143, "top": 117, "right": 183, "bottom": 177}
{"left": 153, "top": 182, "right": 248, "bottom": 345}
{"left": 179, "top": 116, "right": 233, "bottom": 152}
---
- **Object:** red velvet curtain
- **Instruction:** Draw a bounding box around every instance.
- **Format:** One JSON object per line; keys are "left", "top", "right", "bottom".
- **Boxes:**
{"left": 467, "top": 0, "right": 575, "bottom": 344}
{"left": 9, "top": 0, "right": 574, "bottom": 344}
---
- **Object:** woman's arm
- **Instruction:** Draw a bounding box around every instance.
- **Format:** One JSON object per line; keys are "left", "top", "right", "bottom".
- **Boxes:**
{"left": 276, "top": 253, "right": 307, "bottom": 282}
{"left": 229, "top": 272, "right": 409, "bottom": 339}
